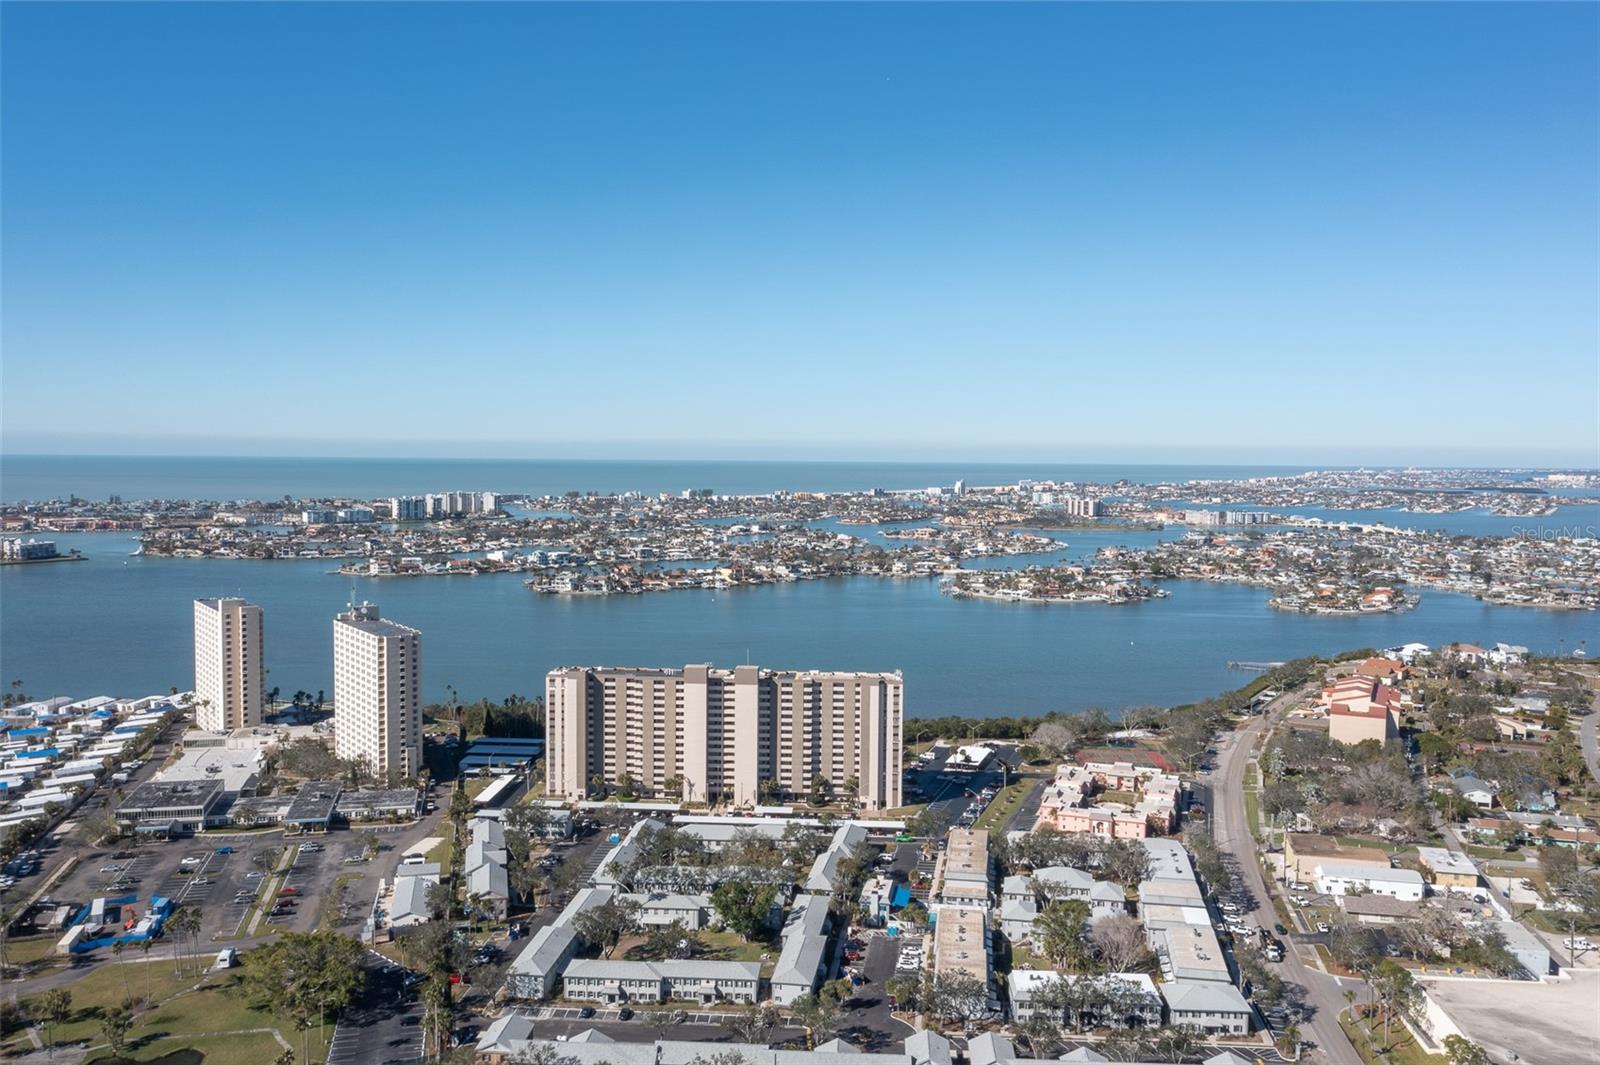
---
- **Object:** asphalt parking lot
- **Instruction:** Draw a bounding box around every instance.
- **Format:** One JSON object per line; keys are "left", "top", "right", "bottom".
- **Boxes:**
{"left": 327, "top": 952, "right": 424, "bottom": 1065}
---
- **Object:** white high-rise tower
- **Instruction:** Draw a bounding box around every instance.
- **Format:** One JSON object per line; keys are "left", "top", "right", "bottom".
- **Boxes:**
{"left": 193, "top": 598, "right": 265, "bottom": 732}
{"left": 333, "top": 602, "right": 422, "bottom": 778}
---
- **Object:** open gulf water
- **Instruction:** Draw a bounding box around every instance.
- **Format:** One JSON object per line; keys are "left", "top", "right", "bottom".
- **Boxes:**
{"left": 1, "top": 457, "right": 1594, "bottom": 715}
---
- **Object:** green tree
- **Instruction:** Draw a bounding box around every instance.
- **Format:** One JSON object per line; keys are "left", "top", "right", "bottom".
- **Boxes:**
{"left": 99, "top": 1005, "right": 133, "bottom": 1059}
{"left": 241, "top": 930, "right": 367, "bottom": 1065}
{"left": 1035, "top": 898, "right": 1092, "bottom": 970}
{"left": 884, "top": 974, "right": 921, "bottom": 1011}
{"left": 921, "top": 970, "right": 989, "bottom": 1025}
{"left": 1443, "top": 1035, "right": 1491, "bottom": 1065}
{"left": 720, "top": 1002, "right": 781, "bottom": 1043}
{"left": 710, "top": 881, "right": 778, "bottom": 940}
{"left": 573, "top": 898, "right": 641, "bottom": 957}
{"left": 36, "top": 988, "right": 71, "bottom": 1056}
{"left": 789, "top": 992, "right": 839, "bottom": 1046}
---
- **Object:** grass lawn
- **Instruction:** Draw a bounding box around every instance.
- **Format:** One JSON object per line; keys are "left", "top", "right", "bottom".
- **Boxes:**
{"left": 698, "top": 928, "right": 776, "bottom": 964}
{"left": 28, "top": 961, "right": 333, "bottom": 1064}
{"left": 615, "top": 929, "right": 777, "bottom": 975}
{"left": 975, "top": 781, "right": 1034, "bottom": 837}
{"left": 4, "top": 934, "right": 61, "bottom": 965}
{"left": 1463, "top": 843, "right": 1522, "bottom": 860}
{"left": 1331, "top": 834, "right": 1412, "bottom": 855}
{"left": 426, "top": 831, "right": 454, "bottom": 868}
{"left": 1340, "top": 1009, "right": 1443, "bottom": 1065}
{"left": 880, "top": 802, "right": 932, "bottom": 820}
{"left": 89, "top": 1031, "right": 292, "bottom": 1065}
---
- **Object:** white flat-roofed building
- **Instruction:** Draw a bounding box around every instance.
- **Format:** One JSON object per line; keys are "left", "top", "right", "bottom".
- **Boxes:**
{"left": 333, "top": 602, "right": 421, "bottom": 778}
{"left": 1416, "top": 846, "right": 1481, "bottom": 893}
{"left": 1151, "top": 923, "right": 1230, "bottom": 983}
{"left": 157, "top": 745, "right": 266, "bottom": 795}
{"left": 193, "top": 598, "right": 264, "bottom": 732}
{"left": 1315, "top": 862, "right": 1425, "bottom": 901}
{"left": 1140, "top": 838, "right": 1196, "bottom": 881}
{"left": 932, "top": 904, "right": 992, "bottom": 993}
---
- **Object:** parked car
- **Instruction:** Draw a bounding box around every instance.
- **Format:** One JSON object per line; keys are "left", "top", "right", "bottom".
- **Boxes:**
{"left": 1316, "top": 922, "right": 1331, "bottom": 934}
{"left": 578, "top": 1006, "right": 595, "bottom": 1019}
{"left": 180, "top": 857, "right": 202, "bottom": 866}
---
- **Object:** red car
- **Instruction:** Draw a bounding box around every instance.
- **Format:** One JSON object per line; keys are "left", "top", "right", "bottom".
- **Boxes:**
{"left": 278, "top": 887, "right": 300, "bottom": 896}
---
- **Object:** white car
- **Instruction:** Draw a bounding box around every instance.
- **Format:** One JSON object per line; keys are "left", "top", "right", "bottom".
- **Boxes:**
{"left": 1569, "top": 937, "right": 1595, "bottom": 952}
{"left": 1316, "top": 922, "right": 1331, "bottom": 934}
{"left": 180, "top": 857, "right": 202, "bottom": 866}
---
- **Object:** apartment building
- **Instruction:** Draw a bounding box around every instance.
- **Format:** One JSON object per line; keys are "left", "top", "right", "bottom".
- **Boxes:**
{"left": 544, "top": 664, "right": 902, "bottom": 808}
{"left": 333, "top": 603, "right": 422, "bottom": 778}
{"left": 193, "top": 598, "right": 264, "bottom": 732}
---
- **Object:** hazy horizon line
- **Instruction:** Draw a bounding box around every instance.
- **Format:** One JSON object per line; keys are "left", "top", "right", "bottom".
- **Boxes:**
{"left": 3, "top": 449, "right": 1596, "bottom": 473}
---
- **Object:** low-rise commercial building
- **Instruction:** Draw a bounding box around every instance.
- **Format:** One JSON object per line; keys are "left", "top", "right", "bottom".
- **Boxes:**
{"left": 937, "top": 828, "right": 992, "bottom": 908}
{"left": 1283, "top": 833, "right": 1391, "bottom": 886}
{"left": 1315, "top": 862, "right": 1425, "bottom": 901}
{"left": 115, "top": 778, "right": 227, "bottom": 832}
{"left": 1416, "top": 847, "right": 1480, "bottom": 894}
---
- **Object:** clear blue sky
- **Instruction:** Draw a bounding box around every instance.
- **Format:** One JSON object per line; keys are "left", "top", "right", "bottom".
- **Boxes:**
{"left": 2, "top": 3, "right": 1596, "bottom": 466}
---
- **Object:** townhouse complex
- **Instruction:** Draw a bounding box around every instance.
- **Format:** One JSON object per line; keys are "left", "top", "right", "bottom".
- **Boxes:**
{"left": 544, "top": 664, "right": 902, "bottom": 808}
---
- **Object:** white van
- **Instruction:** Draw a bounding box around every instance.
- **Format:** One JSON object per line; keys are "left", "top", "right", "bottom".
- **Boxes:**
{"left": 213, "top": 947, "right": 237, "bottom": 970}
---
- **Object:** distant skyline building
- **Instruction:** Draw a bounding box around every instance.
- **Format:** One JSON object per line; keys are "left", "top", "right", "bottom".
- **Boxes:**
{"left": 333, "top": 602, "right": 422, "bottom": 778}
{"left": 193, "top": 597, "right": 264, "bottom": 732}
{"left": 545, "top": 664, "right": 903, "bottom": 809}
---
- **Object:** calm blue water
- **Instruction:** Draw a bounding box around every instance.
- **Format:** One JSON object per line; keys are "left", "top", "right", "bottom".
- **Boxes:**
{"left": 3, "top": 455, "right": 1334, "bottom": 503}
{"left": 2, "top": 531, "right": 1593, "bottom": 716}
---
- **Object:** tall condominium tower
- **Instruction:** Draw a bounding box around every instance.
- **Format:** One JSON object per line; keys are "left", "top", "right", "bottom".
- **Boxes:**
{"left": 546, "top": 664, "right": 902, "bottom": 809}
{"left": 193, "top": 598, "right": 264, "bottom": 732}
{"left": 332, "top": 602, "right": 422, "bottom": 778}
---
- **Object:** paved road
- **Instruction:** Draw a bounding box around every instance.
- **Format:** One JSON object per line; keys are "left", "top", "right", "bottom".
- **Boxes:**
{"left": 1211, "top": 694, "right": 1362, "bottom": 1065}
{"left": 1579, "top": 685, "right": 1600, "bottom": 785}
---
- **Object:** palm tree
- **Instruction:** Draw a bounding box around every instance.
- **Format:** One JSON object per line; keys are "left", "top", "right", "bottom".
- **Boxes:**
{"left": 138, "top": 938, "right": 154, "bottom": 1004}
{"left": 111, "top": 940, "right": 131, "bottom": 1000}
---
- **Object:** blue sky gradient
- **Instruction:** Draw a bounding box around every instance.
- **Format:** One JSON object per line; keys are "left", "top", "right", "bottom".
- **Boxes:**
{"left": 2, "top": 3, "right": 1596, "bottom": 465}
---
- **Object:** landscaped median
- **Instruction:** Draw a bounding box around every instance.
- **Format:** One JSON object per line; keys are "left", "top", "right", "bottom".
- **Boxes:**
{"left": 1340, "top": 1007, "right": 1443, "bottom": 1065}
{"left": 974, "top": 779, "right": 1037, "bottom": 837}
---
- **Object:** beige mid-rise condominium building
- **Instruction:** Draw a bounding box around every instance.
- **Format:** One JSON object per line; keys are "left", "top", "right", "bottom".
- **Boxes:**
{"left": 193, "top": 598, "right": 264, "bottom": 732}
{"left": 333, "top": 603, "right": 422, "bottom": 778}
{"left": 545, "top": 664, "right": 902, "bottom": 809}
